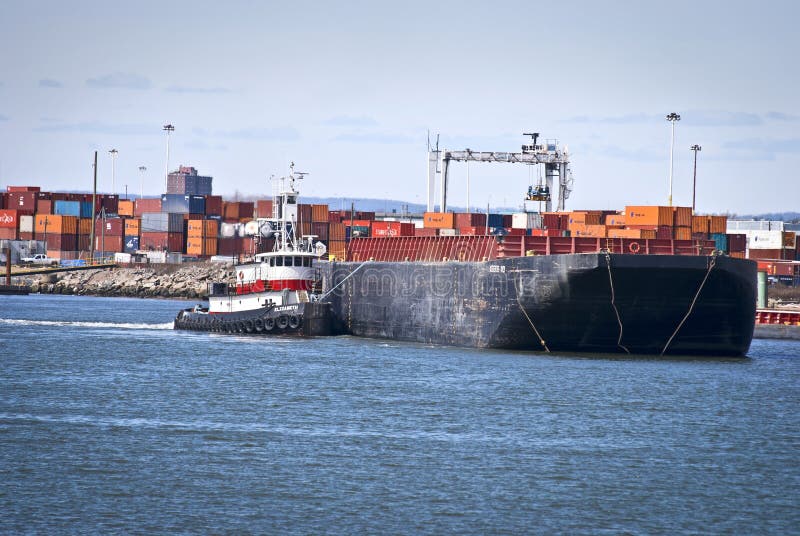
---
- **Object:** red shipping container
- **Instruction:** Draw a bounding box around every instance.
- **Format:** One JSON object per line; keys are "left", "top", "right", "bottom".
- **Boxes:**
{"left": 454, "top": 213, "right": 487, "bottom": 228}
{"left": 95, "top": 217, "right": 125, "bottom": 237}
{"left": 140, "top": 232, "right": 170, "bottom": 250}
{"left": 205, "top": 195, "right": 223, "bottom": 217}
{"left": 36, "top": 199, "right": 54, "bottom": 214}
{"left": 256, "top": 199, "right": 273, "bottom": 218}
{"left": 217, "top": 237, "right": 242, "bottom": 256}
{"left": 0, "top": 192, "right": 5, "bottom": 209}
{"left": 168, "top": 232, "right": 184, "bottom": 252}
{"left": 135, "top": 198, "right": 163, "bottom": 216}
{"left": 6, "top": 191, "right": 37, "bottom": 214}
{"left": 0, "top": 227, "right": 17, "bottom": 239}
{"left": 371, "top": 221, "right": 415, "bottom": 237}
{"left": 7, "top": 186, "right": 41, "bottom": 192}
{"left": 656, "top": 225, "right": 673, "bottom": 239}
{"left": 0, "top": 209, "right": 20, "bottom": 229}
{"left": 95, "top": 235, "right": 123, "bottom": 253}
{"left": 506, "top": 228, "right": 527, "bottom": 236}
{"left": 45, "top": 233, "right": 77, "bottom": 251}
{"left": 542, "top": 213, "right": 560, "bottom": 229}
{"left": 100, "top": 195, "right": 119, "bottom": 215}
{"left": 297, "top": 204, "right": 313, "bottom": 223}
{"left": 414, "top": 227, "right": 438, "bottom": 237}
{"left": 77, "top": 234, "right": 91, "bottom": 250}
{"left": 311, "top": 222, "right": 329, "bottom": 240}
{"left": 19, "top": 232, "right": 35, "bottom": 240}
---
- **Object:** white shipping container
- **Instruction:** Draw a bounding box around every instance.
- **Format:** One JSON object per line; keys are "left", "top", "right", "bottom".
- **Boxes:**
{"left": 512, "top": 212, "right": 543, "bottom": 229}
{"left": 727, "top": 220, "right": 784, "bottom": 232}
{"left": 19, "top": 215, "right": 34, "bottom": 233}
{"left": 439, "top": 228, "right": 458, "bottom": 236}
{"left": 747, "top": 230, "right": 784, "bottom": 249}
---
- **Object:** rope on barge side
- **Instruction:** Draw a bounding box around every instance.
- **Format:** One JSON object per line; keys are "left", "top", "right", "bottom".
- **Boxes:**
{"left": 513, "top": 271, "right": 550, "bottom": 353}
{"left": 319, "top": 260, "right": 372, "bottom": 300}
{"left": 660, "top": 253, "right": 719, "bottom": 356}
{"left": 604, "top": 252, "right": 630, "bottom": 354}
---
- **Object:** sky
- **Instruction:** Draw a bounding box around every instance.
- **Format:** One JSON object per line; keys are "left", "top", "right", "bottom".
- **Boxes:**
{"left": 0, "top": 0, "right": 798, "bottom": 215}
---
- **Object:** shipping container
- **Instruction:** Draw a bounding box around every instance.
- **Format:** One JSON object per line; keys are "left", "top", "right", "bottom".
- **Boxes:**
{"left": 423, "top": 212, "right": 455, "bottom": 229}
{"left": 77, "top": 234, "right": 90, "bottom": 250}
{"left": 329, "top": 222, "right": 346, "bottom": 241}
{"left": 94, "top": 217, "right": 125, "bottom": 237}
{"left": 511, "top": 212, "right": 543, "bottom": 229}
{"left": 454, "top": 212, "right": 487, "bottom": 228}
{"left": 118, "top": 200, "right": 135, "bottom": 217}
{"left": 205, "top": 195, "right": 223, "bottom": 217}
{"left": 19, "top": 215, "right": 34, "bottom": 234}
{"left": 94, "top": 235, "right": 123, "bottom": 253}
{"left": 708, "top": 215, "right": 727, "bottom": 234}
{"left": 35, "top": 214, "right": 78, "bottom": 234}
{"left": 691, "top": 215, "right": 709, "bottom": 233}
{"left": 36, "top": 199, "right": 53, "bottom": 214}
{"left": 311, "top": 204, "right": 329, "bottom": 223}
{"left": 53, "top": 200, "right": 81, "bottom": 217}
{"left": 0, "top": 227, "right": 18, "bottom": 240}
{"left": 328, "top": 240, "right": 347, "bottom": 261}
{"left": 371, "top": 221, "right": 415, "bottom": 238}
{"left": 135, "top": 198, "right": 162, "bottom": 216}
{"left": 311, "top": 221, "right": 329, "bottom": 240}
{"left": 459, "top": 226, "right": 485, "bottom": 236}
{"left": 568, "top": 211, "right": 603, "bottom": 225}
{"left": 604, "top": 213, "right": 626, "bottom": 226}
{"left": 7, "top": 186, "right": 40, "bottom": 192}
{"left": 673, "top": 206, "right": 693, "bottom": 227}
{"left": 186, "top": 237, "right": 218, "bottom": 256}
{"left": 625, "top": 205, "right": 674, "bottom": 226}
{"left": 187, "top": 219, "right": 219, "bottom": 238}
{"left": 783, "top": 231, "right": 796, "bottom": 249}
{"left": 255, "top": 199, "right": 274, "bottom": 218}
{"left": 6, "top": 191, "right": 37, "bottom": 214}
{"left": 542, "top": 212, "right": 561, "bottom": 229}
{"left": 673, "top": 226, "right": 692, "bottom": 240}
{"left": 748, "top": 249, "right": 789, "bottom": 261}
{"left": 607, "top": 228, "right": 643, "bottom": 239}
{"left": 123, "top": 235, "right": 140, "bottom": 253}
{"left": 748, "top": 230, "right": 785, "bottom": 250}
{"left": 141, "top": 212, "right": 184, "bottom": 233}
{"left": 727, "top": 234, "right": 746, "bottom": 252}
{"left": 414, "top": 227, "right": 439, "bottom": 237}
{"left": 0, "top": 192, "right": 5, "bottom": 209}
{"left": 568, "top": 223, "right": 607, "bottom": 238}
{"left": 0, "top": 209, "right": 20, "bottom": 229}
{"left": 124, "top": 218, "right": 141, "bottom": 236}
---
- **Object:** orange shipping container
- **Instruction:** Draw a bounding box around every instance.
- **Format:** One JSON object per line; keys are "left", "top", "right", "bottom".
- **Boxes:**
{"left": 124, "top": 218, "right": 141, "bottom": 235}
{"left": 673, "top": 226, "right": 692, "bottom": 240}
{"left": 569, "top": 224, "right": 607, "bottom": 238}
{"left": 625, "top": 206, "right": 674, "bottom": 227}
{"left": 691, "top": 215, "right": 709, "bottom": 233}
{"left": 186, "top": 237, "right": 218, "bottom": 256}
{"left": 328, "top": 240, "right": 347, "bottom": 261}
{"left": 311, "top": 204, "right": 329, "bottom": 222}
{"left": 329, "top": 222, "right": 346, "bottom": 241}
{"left": 568, "top": 211, "right": 603, "bottom": 225}
{"left": 605, "top": 213, "right": 626, "bottom": 226}
{"left": 187, "top": 219, "right": 219, "bottom": 238}
{"left": 673, "top": 206, "right": 692, "bottom": 227}
{"left": 708, "top": 215, "right": 727, "bottom": 234}
{"left": 35, "top": 214, "right": 78, "bottom": 234}
{"left": 118, "top": 200, "right": 135, "bottom": 217}
{"left": 607, "top": 228, "right": 643, "bottom": 239}
{"left": 423, "top": 212, "right": 455, "bottom": 229}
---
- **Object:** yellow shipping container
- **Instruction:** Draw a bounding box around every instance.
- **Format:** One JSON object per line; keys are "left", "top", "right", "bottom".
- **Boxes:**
{"left": 625, "top": 206, "right": 674, "bottom": 226}
{"left": 423, "top": 212, "right": 455, "bottom": 229}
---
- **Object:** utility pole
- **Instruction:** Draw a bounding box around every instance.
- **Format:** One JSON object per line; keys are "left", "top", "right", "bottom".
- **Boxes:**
{"left": 666, "top": 112, "right": 681, "bottom": 207}
{"left": 690, "top": 144, "right": 702, "bottom": 212}
{"left": 163, "top": 124, "right": 175, "bottom": 194}
{"left": 89, "top": 151, "right": 98, "bottom": 263}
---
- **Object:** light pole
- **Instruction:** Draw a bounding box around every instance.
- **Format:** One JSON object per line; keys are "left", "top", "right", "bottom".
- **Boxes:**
{"left": 108, "top": 148, "right": 118, "bottom": 196}
{"left": 138, "top": 166, "right": 146, "bottom": 199}
{"left": 690, "top": 144, "right": 702, "bottom": 212}
{"left": 666, "top": 112, "right": 681, "bottom": 207}
{"left": 163, "top": 124, "right": 175, "bottom": 194}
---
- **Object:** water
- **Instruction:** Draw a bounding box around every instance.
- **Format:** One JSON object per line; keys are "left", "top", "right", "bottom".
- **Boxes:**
{"left": 1, "top": 294, "right": 798, "bottom": 534}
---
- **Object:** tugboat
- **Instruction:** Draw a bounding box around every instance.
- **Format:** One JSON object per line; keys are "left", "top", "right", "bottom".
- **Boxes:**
{"left": 174, "top": 165, "right": 333, "bottom": 336}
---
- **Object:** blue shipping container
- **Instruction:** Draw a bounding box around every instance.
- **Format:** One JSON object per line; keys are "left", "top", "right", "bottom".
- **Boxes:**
{"left": 487, "top": 214, "right": 504, "bottom": 228}
{"left": 161, "top": 194, "right": 205, "bottom": 214}
{"left": 711, "top": 233, "right": 728, "bottom": 252}
{"left": 124, "top": 235, "right": 140, "bottom": 253}
{"left": 80, "top": 201, "right": 94, "bottom": 218}
{"left": 54, "top": 200, "right": 81, "bottom": 217}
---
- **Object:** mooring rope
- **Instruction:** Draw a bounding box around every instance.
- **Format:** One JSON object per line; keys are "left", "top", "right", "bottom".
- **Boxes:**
{"left": 660, "top": 254, "right": 718, "bottom": 356}
{"left": 513, "top": 271, "right": 550, "bottom": 353}
{"left": 319, "top": 260, "right": 371, "bottom": 300}
{"left": 604, "top": 252, "right": 630, "bottom": 354}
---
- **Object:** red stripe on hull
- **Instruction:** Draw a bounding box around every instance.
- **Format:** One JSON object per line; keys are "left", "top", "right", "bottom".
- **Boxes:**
{"left": 236, "top": 279, "right": 313, "bottom": 294}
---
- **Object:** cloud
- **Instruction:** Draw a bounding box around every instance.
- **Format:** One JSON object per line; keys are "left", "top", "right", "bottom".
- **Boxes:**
{"left": 34, "top": 120, "right": 155, "bottom": 135}
{"left": 165, "top": 85, "right": 232, "bottom": 94}
{"left": 765, "top": 111, "right": 800, "bottom": 122}
{"left": 719, "top": 137, "right": 800, "bottom": 160}
{"left": 682, "top": 110, "right": 762, "bottom": 127}
{"left": 193, "top": 126, "right": 300, "bottom": 141}
{"left": 561, "top": 113, "right": 658, "bottom": 124}
{"left": 86, "top": 72, "right": 152, "bottom": 90}
{"left": 322, "top": 115, "right": 379, "bottom": 127}
{"left": 332, "top": 131, "right": 414, "bottom": 144}
{"left": 39, "top": 78, "right": 64, "bottom": 88}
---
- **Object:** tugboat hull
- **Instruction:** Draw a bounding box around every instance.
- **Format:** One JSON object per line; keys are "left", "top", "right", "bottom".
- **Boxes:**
{"left": 174, "top": 302, "right": 333, "bottom": 336}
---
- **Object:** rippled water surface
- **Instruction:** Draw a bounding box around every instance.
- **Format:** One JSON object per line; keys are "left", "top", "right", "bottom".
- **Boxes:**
{"left": 1, "top": 294, "right": 798, "bottom": 534}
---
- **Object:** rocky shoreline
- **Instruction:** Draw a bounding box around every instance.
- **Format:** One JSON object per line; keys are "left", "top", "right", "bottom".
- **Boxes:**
{"left": 10, "top": 263, "right": 234, "bottom": 300}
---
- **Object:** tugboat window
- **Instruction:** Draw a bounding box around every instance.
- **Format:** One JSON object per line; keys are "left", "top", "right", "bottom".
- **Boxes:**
{"left": 276, "top": 257, "right": 283, "bottom": 267}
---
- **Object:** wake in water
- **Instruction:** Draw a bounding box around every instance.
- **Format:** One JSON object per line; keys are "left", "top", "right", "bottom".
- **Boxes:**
{"left": 0, "top": 318, "right": 174, "bottom": 330}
